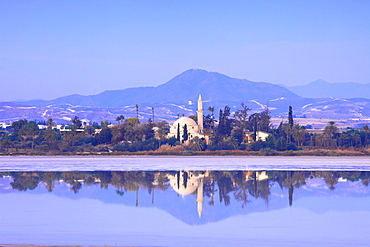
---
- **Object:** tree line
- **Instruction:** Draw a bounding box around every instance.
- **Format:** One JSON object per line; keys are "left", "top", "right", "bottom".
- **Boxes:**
{"left": 2, "top": 170, "right": 369, "bottom": 207}
{"left": 1, "top": 104, "right": 370, "bottom": 153}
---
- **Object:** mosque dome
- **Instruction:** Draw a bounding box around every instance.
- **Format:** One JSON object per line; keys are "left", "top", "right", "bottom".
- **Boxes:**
{"left": 168, "top": 172, "right": 201, "bottom": 196}
{"left": 173, "top": 117, "right": 198, "bottom": 127}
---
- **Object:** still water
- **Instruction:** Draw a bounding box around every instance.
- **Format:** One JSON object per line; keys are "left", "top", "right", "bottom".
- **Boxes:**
{"left": 1, "top": 156, "right": 370, "bottom": 246}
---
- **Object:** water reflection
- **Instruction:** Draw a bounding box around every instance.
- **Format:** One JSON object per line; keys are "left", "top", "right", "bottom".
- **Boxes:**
{"left": 2, "top": 170, "right": 370, "bottom": 246}
{"left": 1, "top": 170, "right": 370, "bottom": 221}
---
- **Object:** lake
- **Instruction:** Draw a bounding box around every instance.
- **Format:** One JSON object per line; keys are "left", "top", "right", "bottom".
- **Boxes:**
{"left": 1, "top": 156, "right": 370, "bottom": 246}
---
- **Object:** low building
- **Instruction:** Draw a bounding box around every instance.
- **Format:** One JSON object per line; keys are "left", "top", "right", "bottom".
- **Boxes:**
{"left": 245, "top": 131, "right": 270, "bottom": 143}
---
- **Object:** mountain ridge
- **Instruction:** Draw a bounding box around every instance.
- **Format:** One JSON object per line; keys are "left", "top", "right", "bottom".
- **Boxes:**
{"left": 1, "top": 69, "right": 370, "bottom": 124}
{"left": 15, "top": 69, "right": 301, "bottom": 108}
{"left": 289, "top": 80, "right": 370, "bottom": 98}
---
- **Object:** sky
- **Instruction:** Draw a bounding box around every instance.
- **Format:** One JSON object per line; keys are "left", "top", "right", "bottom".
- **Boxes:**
{"left": 1, "top": 0, "right": 370, "bottom": 101}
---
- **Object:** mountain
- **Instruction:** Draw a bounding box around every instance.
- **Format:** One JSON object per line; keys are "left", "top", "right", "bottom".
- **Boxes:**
{"left": 289, "top": 80, "right": 370, "bottom": 98}
{"left": 1, "top": 69, "right": 370, "bottom": 124}
{"left": 18, "top": 69, "right": 301, "bottom": 107}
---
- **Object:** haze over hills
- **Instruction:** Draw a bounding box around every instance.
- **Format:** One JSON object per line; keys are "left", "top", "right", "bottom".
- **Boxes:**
{"left": 288, "top": 80, "right": 370, "bottom": 99}
{"left": 1, "top": 69, "right": 370, "bottom": 124}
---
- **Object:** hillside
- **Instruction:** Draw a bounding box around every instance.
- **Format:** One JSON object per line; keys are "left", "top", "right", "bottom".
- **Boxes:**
{"left": 289, "top": 80, "right": 370, "bottom": 98}
{"left": 1, "top": 69, "right": 370, "bottom": 124}
{"left": 18, "top": 69, "right": 301, "bottom": 107}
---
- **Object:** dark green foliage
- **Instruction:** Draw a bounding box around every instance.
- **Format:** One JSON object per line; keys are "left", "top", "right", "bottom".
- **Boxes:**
{"left": 71, "top": 116, "right": 82, "bottom": 129}
{"left": 95, "top": 127, "right": 112, "bottom": 144}
{"left": 182, "top": 124, "right": 188, "bottom": 142}
{"left": 167, "top": 137, "right": 178, "bottom": 146}
{"left": 231, "top": 128, "right": 244, "bottom": 144}
{"left": 176, "top": 123, "right": 180, "bottom": 141}
{"left": 11, "top": 119, "right": 28, "bottom": 133}
{"left": 113, "top": 138, "right": 160, "bottom": 152}
{"left": 82, "top": 137, "right": 98, "bottom": 146}
{"left": 208, "top": 140, "right": 235, "bottom": 151}
{"left": 288, "top": 106, "right": 293, "bottom": 128}
{"left": 217, "top": 106, "right": 233, "bottom": 137}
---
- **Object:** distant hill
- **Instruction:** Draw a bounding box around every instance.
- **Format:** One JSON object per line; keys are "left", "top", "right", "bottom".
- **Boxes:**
{"left": 288, "top": 80, "right": 370, "bottom": 98}
{"left": 1, "top": 69, "right": 370, "bottom": 124}
{"left": 18, "top": 69, "right": 301, "bottom": 108}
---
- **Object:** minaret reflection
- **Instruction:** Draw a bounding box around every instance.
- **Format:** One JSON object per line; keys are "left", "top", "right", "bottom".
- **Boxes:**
{"left": 168, "top": 171, "right": 209, "bottom": 218}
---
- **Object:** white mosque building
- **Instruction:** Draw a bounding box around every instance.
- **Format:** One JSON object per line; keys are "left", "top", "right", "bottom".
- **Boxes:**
{"left": 168, "top": 171, "right": 208, "bottom": 218}
{"left": 168, "top": 94, "right": 207, "bottom": 143}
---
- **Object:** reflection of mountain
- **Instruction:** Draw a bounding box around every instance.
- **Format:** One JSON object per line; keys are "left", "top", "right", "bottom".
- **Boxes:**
{"left": 1, "top": 171, "right": 370, "bottom": 225}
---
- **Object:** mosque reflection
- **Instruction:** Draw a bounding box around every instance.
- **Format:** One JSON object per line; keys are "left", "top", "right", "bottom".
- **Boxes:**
{"left": 1, "top": 170, "right": 370, "bottom": 223}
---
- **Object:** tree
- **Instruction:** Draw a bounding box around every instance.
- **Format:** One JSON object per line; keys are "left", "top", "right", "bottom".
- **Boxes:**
{"left": 217, "top": 106, "right": 233, "bottom": 138}
{"left": 71, "top": 116, "right": 82, "bottom": 129}
{"left": 260, "top": 107, "right": 272, "bottom": 133}
{"left": 100, "top": 120, "right": 109, "bottom": 128}
{"left": 46, "top": 118, "right": 55, "bottom": 130}
{"left": 248, "top": 113, "right": 259, "bottom": 141}
{"left": 125, "top": 118, "right": 139, "bottom": 126}
{"left": 152, "top": 107, "right": 155, "bottom": 122}
{"left": 44, "top": 129, "right": 58, "bottom": 149}
{"left": 188, "top": 137, "right": 206, "bottom": 151}
{"left": 361, "top": 125, "right": 370, "bottom": 146}
{"left": 1, "top": 139, "right": 13, "bottom": 152}
{"left": 324, "top": 121, "right": 338, "bottom": 147}
{"left": 116, "top": 115, "right": 125, "bottom": 125}
{"left": 111, "top": 124, "right": 125, "bottom": 144}
{"left": 135, "top": 104, "right": 139, "bottom": 120}
{"left": 154, "top": 121, "right": 170, "bottom": 140}
{"left": 182, "top": 124, "right": 189, "bottom": 142}
{"left": 176, "top": 123, "right": 181, "bottom": 142}
{"left": 11, "top": 119, "right": 28, "bottom": 133}
{"left": 18, "top": 121, "right": 39, "bottom": 149}
{"left": 234, "top": 103, "right": 251, "bottom": 132}
{"left": 208, "top": 106, "right": 215, "bottom": 134}
{"left": 292, "top": 124, "right": 306, "bottom": 146}
{"left": 288, "top": 106, "right": 293, "bottom": 143}
{"left": 84, "top": 125, "right": 96, "bottom": 136}
{"left": 189, "top": 115, "right": 197, "bottom": 122}
{"left": 95, "top": 127, "right": 112, "bottom": 145}
{"left": 135, "top": 122, "right": 155, "bottom": 141}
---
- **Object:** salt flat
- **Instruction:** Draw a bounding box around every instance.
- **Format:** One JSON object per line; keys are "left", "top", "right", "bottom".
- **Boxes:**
{"left": 1, "top": 156, "right": 370, "bottom": 171}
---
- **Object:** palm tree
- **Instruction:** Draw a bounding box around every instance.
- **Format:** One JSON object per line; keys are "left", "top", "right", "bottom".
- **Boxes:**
{"left": 324, "top": 121, "right": 338, "bottom": 147}
{"left": 46, "top": 118, "right": 55, "bottom": 130}
{"left": 292, "top": 124, "right": 306, "bottom": 146}
{"left": 189, "top": 137, "right": 205, "bottom": 151}
{"left": 135, "top": 104, "right": 139, "bottom": 120}
{"left": 152, "top": 107, "right": 155, "bottom": 122}
{"left": 116, "top": 115, "right": 125, "bottom": 125}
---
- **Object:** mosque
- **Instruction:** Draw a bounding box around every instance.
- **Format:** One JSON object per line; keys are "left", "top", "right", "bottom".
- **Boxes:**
{"left": 168, "top": 171, "right": 208, "bottom": 218}
{"left": 168, "top": 94, "right": 208, "bottom": 143}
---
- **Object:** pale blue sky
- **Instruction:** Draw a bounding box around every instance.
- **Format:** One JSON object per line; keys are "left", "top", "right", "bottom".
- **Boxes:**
{"left": 1, "top": 0, "right": 369, "bottom": 101}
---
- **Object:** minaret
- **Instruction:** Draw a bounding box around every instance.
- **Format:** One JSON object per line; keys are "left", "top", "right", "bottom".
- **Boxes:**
{"left": 196, "top": 94, "right": 204, "bottom": 133}
{"left": 196, "top": 178, "right": 204, "bottom": 218}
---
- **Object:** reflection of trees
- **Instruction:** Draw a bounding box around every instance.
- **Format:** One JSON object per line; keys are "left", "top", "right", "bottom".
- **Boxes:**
{"left": 41, "top": 172, "right": 58, "bottom": 192}
{"left": 10, "top": 172, "right": 40, "bottom": 191}
{"left": 213, "top": 171, "right": 233, "bottom": 206}
{"left": 2, "top": 170, "right": 370, "bottom": 208}
{"left": 320, "top": 171, "right": 339, "bottom": 191}
{"left": 231, "top": 171, "right": 249, "bottom": 208}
